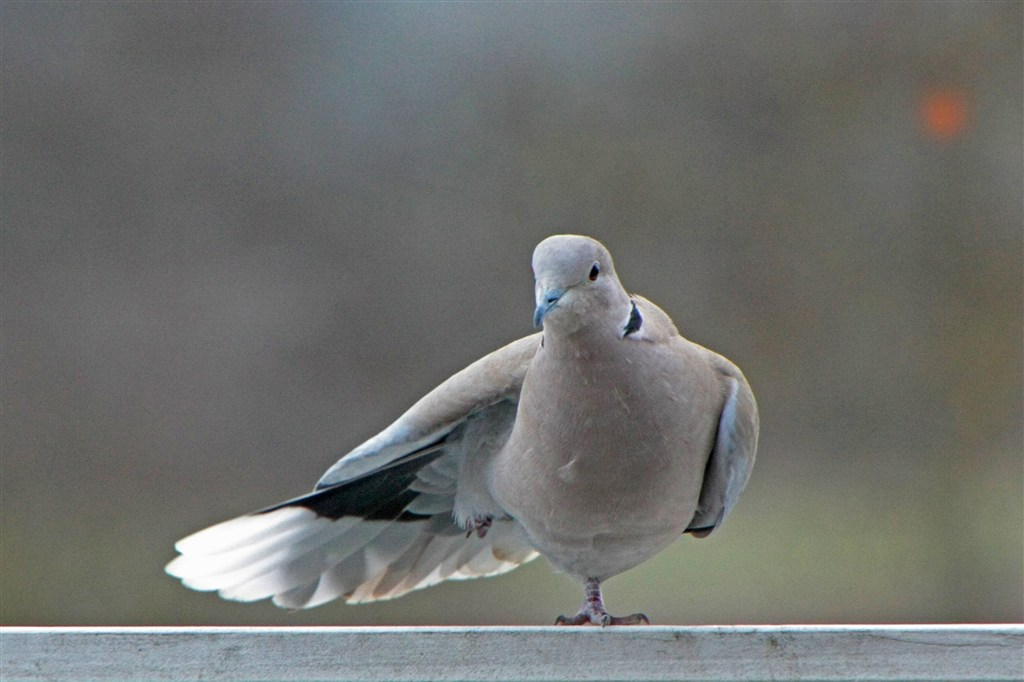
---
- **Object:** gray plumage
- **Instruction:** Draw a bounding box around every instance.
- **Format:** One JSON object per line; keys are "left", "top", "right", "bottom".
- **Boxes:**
{"left": 166, "top": 235, "right": 758, "bottom": 624}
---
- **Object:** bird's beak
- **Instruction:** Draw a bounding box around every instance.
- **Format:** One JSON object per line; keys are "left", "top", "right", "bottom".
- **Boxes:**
{"left": 534, "top": 287, "right": 565, "bottom": 328}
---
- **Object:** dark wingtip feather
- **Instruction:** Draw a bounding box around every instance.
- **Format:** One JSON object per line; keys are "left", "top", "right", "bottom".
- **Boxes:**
{"left": 259, "top": 444, "right": 448, "bottom": 522}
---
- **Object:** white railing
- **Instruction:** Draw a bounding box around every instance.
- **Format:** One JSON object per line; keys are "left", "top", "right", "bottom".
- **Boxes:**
{"left": 2, "top": 625, "right": 1021, "bottom": 681}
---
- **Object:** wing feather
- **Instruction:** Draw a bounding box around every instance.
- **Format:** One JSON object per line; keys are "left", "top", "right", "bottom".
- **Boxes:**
{"left": 686, "top": 366, "right": 759, "bottom": 536}
{"left": 166, "top": 333, "right": 542, "bottom": 609}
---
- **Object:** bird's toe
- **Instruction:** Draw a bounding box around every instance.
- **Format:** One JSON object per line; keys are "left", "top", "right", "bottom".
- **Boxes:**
{"left": 606, "top": 612, "right": 651, "bottom": 626}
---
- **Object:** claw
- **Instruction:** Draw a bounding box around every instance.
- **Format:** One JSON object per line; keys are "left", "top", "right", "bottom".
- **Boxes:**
{"left": 464, "top": 514, "right": 492, "bottom": 539}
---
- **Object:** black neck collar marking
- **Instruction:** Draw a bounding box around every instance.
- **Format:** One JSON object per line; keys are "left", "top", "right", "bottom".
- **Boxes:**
{"left": 623, "top": 300, "right": 643, "bottom": 337}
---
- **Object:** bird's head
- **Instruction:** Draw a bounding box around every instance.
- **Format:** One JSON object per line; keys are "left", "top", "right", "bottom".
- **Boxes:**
{"left": 531, "top": 235, "right": 630, "bottom": 334}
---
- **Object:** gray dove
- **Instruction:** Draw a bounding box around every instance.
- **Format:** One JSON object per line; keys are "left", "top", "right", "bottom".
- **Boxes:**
{"left": 166, "top": 234, "right": 759, "bottom": 625}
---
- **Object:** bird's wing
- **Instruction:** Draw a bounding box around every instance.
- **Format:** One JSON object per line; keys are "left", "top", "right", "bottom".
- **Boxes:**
{"left": 685, "top": 356, "right": 759, "bottom": 537}
{"left": 166, "top": 333, "right": 542, "bottom": 608}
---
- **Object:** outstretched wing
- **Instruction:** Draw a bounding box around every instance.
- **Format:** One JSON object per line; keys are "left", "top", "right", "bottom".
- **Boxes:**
{"left": 166, "top": 334, "right": 542, "bottom": 608}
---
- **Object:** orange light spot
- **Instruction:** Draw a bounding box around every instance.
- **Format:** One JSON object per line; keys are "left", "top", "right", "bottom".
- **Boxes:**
{"left": 919, "top": 89, "right": 970, "bottom": 141}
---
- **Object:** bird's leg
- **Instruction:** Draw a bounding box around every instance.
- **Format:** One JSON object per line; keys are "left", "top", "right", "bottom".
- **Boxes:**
{"left": 555, "top": 577, "right": 651, "bottom": 626}
{"left": 464, "top": 514, "right": 492, "bottom": 538}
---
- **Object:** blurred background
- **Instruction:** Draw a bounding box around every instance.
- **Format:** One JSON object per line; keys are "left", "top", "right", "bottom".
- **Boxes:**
{"left": 2, "top": 2, "right": 1021, "bottom": 626}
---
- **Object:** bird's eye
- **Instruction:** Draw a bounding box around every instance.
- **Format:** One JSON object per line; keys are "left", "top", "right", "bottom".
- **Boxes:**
{"left": 588, "top": 263, "right": 600, "bottom": 281}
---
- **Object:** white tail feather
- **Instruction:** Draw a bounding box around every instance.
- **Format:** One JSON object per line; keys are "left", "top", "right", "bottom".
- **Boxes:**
{"left": 216, "top": 519, "right": 392, "bottom": 602}
{"left": 167, "top": 505, "right": 538, "bottom": 609}
{"left": 174, "top": 507, "right": 308, "bottom": 555}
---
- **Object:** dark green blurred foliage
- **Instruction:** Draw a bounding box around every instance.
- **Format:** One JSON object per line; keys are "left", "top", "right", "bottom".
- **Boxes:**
{"left": 1, "top": 1, "right": 1020, "bottom": 625}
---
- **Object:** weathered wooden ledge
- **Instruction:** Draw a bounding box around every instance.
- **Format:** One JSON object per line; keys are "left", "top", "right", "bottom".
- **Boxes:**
{"left": 2, "top": 625, "right": 1021, "bottom": 681}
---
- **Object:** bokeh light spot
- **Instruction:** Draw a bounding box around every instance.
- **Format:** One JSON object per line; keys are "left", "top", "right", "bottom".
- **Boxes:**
{"left": 919, "top": 88, "right": 970, "bottom": 141}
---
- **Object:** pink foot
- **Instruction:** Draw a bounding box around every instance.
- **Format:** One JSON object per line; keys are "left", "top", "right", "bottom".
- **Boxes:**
{"left": 554, "top": 577, "right": 651, "bottom": 626}
{"left": 555, "top": 611, "right": 650, "bottom": 626}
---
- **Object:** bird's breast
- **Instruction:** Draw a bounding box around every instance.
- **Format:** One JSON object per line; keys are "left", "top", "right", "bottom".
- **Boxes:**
{"left": 490, "top": 341, "right": 717, "bottom": 546}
